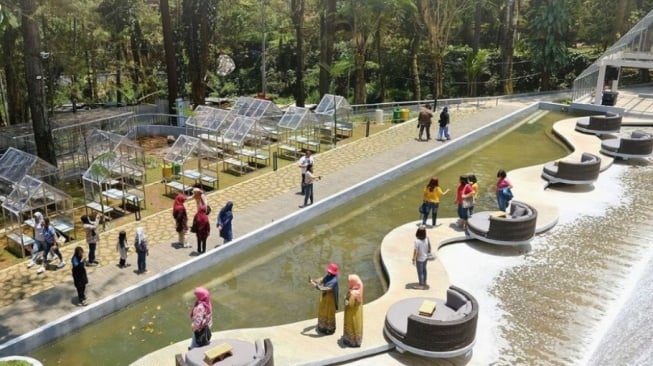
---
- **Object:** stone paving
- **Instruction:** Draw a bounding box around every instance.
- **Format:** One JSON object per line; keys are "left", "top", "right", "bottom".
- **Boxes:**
{"left": 0, "top": 99, "right": 534, "bottom": 348}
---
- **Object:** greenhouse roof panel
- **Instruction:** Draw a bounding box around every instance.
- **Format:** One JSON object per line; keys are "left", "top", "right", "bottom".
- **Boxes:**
{"left": 0, "top": 147, "right": 58, "bottom": 184}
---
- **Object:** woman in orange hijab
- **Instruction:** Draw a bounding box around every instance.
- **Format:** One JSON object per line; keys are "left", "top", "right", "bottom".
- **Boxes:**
{"left": 342, "top": 274, "right": 363, "bottom": 347}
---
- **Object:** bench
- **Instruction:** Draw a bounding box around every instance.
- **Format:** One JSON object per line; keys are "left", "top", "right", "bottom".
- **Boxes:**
{"left": 467, "top": 201, "right": 538, "bottom": 245}
{"left": 278, "top": 144, "right": 302, "bottom": 160}
{"left": 384, "top": 286, "right": 479, "bottom": 358}
{"left": 223, "top": 158, "right": 254, "bottom": 176}
{"left": 575, "top": 113, "right": 622, "bottom": 135}
{"left": 600, "top": 130, "right": 653, "bottom": 159}
{"left": 180, "top": 170, "right": 219, "bottom": 190}
{"left": 542, "top": 152, "right": 601, "bottom": 185}
{"left": 85, "top": 201, "right": 115, "bottom": 215}
{"left": 7, "top": 232, "right": 35, "bottom": 257}
{"left": 164, "top": 180, "right": 194, "bottom": 196}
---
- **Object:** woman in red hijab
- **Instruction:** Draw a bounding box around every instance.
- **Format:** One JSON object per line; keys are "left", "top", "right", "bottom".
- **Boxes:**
{"left": 172, "top": 193, "right": 189, "bottom": 248}
{"left": 193, "top": 205, "right": 210, "bottom": 254}
{"left": 189, "top": 287, "right": 213, "bottom": 349}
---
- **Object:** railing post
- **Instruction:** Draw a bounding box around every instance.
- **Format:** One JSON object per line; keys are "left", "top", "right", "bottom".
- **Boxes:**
{"left": 273, "top": 152, "right": 278, "bottom": 171}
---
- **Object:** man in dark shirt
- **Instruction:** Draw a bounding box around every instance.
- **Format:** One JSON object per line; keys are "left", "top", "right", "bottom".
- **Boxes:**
{"left": 417, "top": 104, "right": 433, "bottom": 141}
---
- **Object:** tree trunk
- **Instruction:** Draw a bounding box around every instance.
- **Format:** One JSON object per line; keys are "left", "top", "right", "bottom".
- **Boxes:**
{"left": 2, "top": 26, "right": 25, "bottom": 125}
{"left": 501, "top": 0, "right": 517, "bottom": 95}
{"left": 472, "top": 0, "right": 481, "bottom": 53}
{"left": 319, "top": 0, "right": 336, "bottom": 96}
{"left": 160, "top": 0, "right": 178, "bottom": 115}
{"left": 291, "top": 0, "right": 305, "bottom": 107}
{"left": 409, "top": 35, "right": 421, "bottom": 100}
{"left": 21, "top": 0, "right": 57, "bottom": 166}
{"left": 354, "top": 52, "right": 366, "bottom": 104}
{"left": 375, "top": 27, "right": 386, "bottom": 102}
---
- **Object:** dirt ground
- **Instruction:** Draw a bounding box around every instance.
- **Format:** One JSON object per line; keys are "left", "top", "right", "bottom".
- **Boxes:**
{"left": 0, "top": 122, "right": 395, "bottom": 269}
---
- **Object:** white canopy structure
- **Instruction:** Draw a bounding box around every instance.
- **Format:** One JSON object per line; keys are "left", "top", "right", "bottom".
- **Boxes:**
{"left": 573, "top": 9, "right": 653, "bottom": 105}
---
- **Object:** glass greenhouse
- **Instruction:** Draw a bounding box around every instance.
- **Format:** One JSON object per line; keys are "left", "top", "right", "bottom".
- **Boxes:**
{"left": 2, "top": 175, "right": 73, "bottom": 257}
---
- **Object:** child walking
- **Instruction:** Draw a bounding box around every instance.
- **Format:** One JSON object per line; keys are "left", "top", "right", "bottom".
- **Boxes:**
{"left": 116, "top": 230, "right": 129, "bottom": 268}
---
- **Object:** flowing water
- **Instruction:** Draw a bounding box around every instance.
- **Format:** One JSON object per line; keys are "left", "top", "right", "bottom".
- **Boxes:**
{"left": 30, "top": 112, "right": 653, "bottom": 365}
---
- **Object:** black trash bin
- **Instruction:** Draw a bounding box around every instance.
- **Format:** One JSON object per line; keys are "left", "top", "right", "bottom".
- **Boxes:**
{"left": 602, "top": 91, "right": 618, "bottom": 106}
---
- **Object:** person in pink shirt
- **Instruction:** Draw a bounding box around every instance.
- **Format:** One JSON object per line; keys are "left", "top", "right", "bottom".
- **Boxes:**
{"left": 455, "top": 176, "right": 474, "bottom": 230}
{"left": 496, "top": 169, "right": 514, "bottom": 211}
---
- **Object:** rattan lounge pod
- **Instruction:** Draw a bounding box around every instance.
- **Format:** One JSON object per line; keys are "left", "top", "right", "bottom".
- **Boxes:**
{"left": 384, "top": 286, "right": 479, "bottom": 358}
{"left": 600, "top": 130, "right": 653, "bottom": 159}
{"left": 575, "top": 113, "right": 622, "bottom": 135}
{"left": 541, "top": 152, "right": 601, "bottom": 185}
{"left": 467, "top": 201, "right": 538, "bottom": 246}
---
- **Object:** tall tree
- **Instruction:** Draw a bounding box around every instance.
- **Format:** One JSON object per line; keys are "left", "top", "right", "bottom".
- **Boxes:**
{"left": 348, "top": 0, "right": 389, "bottom": 104}
{"left": 160, "top": 0, "right": 178, "bottom": 115}
{"left": 20, "top": 0, "right": 57, "bottom": 166}
{"left": 417, "top": 0, "right": 473, "bottom": 98}
{"left": 500, "top": 0, "right": 519, "bottom": 94}
{"left": 319, "top": 0, "right": 336, "bottom": 96}
{"left": 0, "top": 6, "right": 25, "bottom": 125}
{"left": 290, "top": 0, "right": 305, "bottom": 106}
{"left": 181, "top": 0, "right": 217, "bottom": 106}
{"left": 526, "top": 0, "right": 572, "bottom": 91}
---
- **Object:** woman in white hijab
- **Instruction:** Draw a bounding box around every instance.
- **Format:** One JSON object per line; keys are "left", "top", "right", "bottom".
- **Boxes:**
{"left": 134, "top": 227, "right": 149, "bottom": 274}
{"left": 28, "top": 212, "right": 45, "bottom": 271}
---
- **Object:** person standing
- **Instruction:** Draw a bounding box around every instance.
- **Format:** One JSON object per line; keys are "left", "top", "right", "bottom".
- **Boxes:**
{"left": 173, "top": 193, "right": 190, "bottom": 248}
{"left": 309, "top": 262, "right": 339, "bottom": 335}
{"left": 194, "top": 205, "right": 210, "bottom": 254}
{"left": 300, "top": 164, "right": 321, "bottom": 208}
{"left": 71, "top": 246, "right": 88, "bottom": 306}
{"left": 417, "top": 104, "right": 433, "bottom": 141}
{"left": 468, "top": 174, "right": 479, "bottom": 217}
{"left": 189, "top": 287, "right": 213, "bottom": 349}
{"left": 412, "top": 225, "right": 431, "bottom": 289}
{"left": 134, "top": 227, "right": 149, "bottom": 274}
{"left": 455, "top": 176, "right": 474, "bottom": 230}
{"left": 216, "top": 201, "right": 234, "bottom": 245}
{"left": 421, "top": 177, "right": 449, "bottom": 227}
{"left": 342, "top": 274, "right": 364, "bottom": 347}
{"left": 191, "top": 188, "right": 210, "bottom": 214}
{"left": 297, "top": 150, "right": 314, "bottom": 195}
{"left": 41, "top": 217, "right": 65, "bottom": 270}
{"left": 81, "top": 214, "right": 100, "bottom": 266}
{"left": 116, "top": 230, "right": 129, "bottom": 268}
{"left": 496, "top": 169, "right": 513, "bottom": 211}
{"left": 437, "top": 106, "right": 451, "bottom": 141}
{"left": 27, "top": 212, "right": 45, "bottom": 270}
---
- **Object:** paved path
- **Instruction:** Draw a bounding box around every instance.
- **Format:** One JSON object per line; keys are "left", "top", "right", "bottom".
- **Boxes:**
{"left": 0, "top": 99, "right": 536, "bottom": 357}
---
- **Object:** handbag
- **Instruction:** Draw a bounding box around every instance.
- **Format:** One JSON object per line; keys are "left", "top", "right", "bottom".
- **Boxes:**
{"left": 190, "top": 218, "right": 198, "bottom": 233}
{"left": 194, "top": 326, "right": 212, "bottom": 347}
{"left": 462, "top": 196, "right": 474, "bottom": 208}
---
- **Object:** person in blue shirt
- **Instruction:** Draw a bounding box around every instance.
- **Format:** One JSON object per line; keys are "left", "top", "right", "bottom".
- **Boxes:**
{"left": 216, "top": 201, "right": 234, "bottom": 245}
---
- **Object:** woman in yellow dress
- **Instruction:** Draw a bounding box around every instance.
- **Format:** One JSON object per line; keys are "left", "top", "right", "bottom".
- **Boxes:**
{"left": 342, "top": 274, "right": 364, "bottom": 347}
{"left": 309, "top": 262, "right": 339, "bottom": 334}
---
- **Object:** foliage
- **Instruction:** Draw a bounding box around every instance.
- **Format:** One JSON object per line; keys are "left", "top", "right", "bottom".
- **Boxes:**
{"left": 525, "top": 0, "right": 573, "bottom": 90}
{"left": 1, "top": 0, "right": 653, "bottom": 123}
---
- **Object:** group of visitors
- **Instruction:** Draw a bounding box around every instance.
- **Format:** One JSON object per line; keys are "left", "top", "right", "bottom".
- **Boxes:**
{"left": 297, "top": 150, "right": 322, "bottom": 208}
{"left": 309, "top": 263, "right": 364, "bottom": 348}
{"left": 26, "top": 212, "right": 66, "bottom": 274}
{"left": 416, "top": 104, "right": 451, "bottom": 142}
{"left": 172, "top": 188, "right": 234, "bottom": 254}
